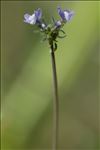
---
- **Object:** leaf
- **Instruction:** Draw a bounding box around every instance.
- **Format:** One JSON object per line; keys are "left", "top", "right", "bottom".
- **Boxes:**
{"left": 59, "top": 29, "right": 66, "bottom": 34}
{"left": 58, "top": 35, "right": 67, "bottom": 38}
{"left": 51, "top": 16, "right": 56, "bottom": 24}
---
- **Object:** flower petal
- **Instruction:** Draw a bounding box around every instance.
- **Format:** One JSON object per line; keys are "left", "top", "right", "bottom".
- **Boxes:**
{"left": 24, "top": 13, "right": 31, "bottom": 23}
{"left": 24, "top": 13, "right": 30, "bottom": 20}
{"left": 64, "top": 10, "right": 74, "bottom": 21}
{"left": 24, "top": 13, "right": 36, "bottom": 24}
{"left": 34, "top": 8, "right": 42, "bottom": 20}
{"left": 28, "top": 14, "right": 36, "bottom": 24}
{"left": 57, "top": 7, "right": 65, "bottom": 20}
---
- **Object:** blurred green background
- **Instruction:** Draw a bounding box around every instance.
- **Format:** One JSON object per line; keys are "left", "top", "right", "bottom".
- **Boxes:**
{"left": 1, "top": 1, "right": 100, "bottom": 150}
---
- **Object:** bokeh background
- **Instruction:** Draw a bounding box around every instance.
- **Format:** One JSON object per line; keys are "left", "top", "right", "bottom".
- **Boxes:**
{"left": 1, "top": 1, "right": 100, "bottom": 150}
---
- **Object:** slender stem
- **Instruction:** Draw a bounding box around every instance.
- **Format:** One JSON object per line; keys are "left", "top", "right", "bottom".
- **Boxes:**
{"left": 50, "top": 44, "right": 59, "bottom": 150}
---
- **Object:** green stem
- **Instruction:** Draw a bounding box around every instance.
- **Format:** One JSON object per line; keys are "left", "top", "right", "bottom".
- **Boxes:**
{"left": 50, "top": 44, "right": 59, "bottom": 150}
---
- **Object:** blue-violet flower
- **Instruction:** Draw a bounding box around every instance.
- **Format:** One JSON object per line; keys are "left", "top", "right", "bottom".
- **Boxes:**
{"left": 24, "top": 8, "right": 42, "bottom": 25}
{"left": 58, "top": 7, "right": 74, "bottom": 22}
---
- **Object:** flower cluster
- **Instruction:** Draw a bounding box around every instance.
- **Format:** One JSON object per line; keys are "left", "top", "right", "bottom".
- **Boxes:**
{"left": 24, "top": 7, "right": 74, "bottom": 51}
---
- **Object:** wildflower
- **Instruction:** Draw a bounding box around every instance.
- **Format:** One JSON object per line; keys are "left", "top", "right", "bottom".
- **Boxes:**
{"left": 24, "top": 8, "right": 42, "bottom": 25}
{"left": 23, "top": 6, "right": 75, "bottom": 150}
{"left": 24, "top": 7, "right": 74, "bottom": 48}
{"left": 58, "top": 7, "right": 74, "bottom": 22}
